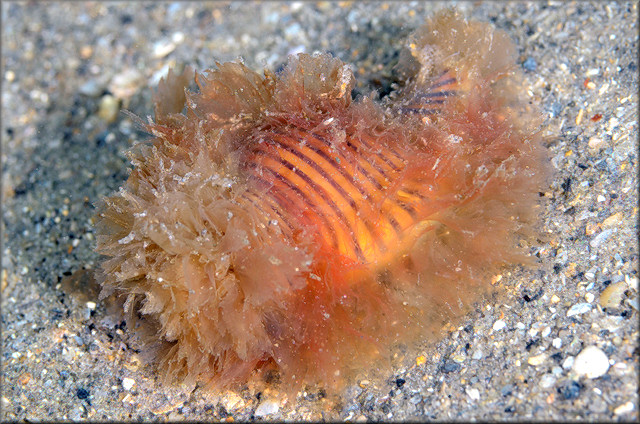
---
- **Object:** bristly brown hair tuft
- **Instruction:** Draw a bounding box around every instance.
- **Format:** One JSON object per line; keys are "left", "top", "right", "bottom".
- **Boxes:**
{"left": 94, "top": 9, "right": 548, "bottom": 394}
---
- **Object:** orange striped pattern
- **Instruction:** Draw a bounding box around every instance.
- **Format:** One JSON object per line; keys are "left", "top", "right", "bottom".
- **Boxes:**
{"left": 241, "top": 126, "right": 449, "bottom": 269}
{"left": 402, "top": 69, "right": 458, "bottom": 115}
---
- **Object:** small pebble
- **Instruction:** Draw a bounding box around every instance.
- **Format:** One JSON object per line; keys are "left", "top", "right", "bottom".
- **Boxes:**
{"left": 122, "top": 377, "right": 136, "bottom": 391}
{"left": 599, "top": 281, "right": 627, "bottom": 309}
{"left": 613, "top": 401, "right": 635, "bottom": 416}
{"left": 590, "top": 229, "right": 614, "bottom": 248}
{"left": 527, "top": 353, "right": 546, "bottom": 366}
{"left": 566, "top": 302, "right": 592, "bottom": 317}
{"left": 626, "top": 276, "right": 638, "bottom": 290}
{"left": 18, "top": 372, "right": 31, "bottom": 385}
{"left": 172, "top": 31, "right": 185, "bottom": 44}
{"left": 98, "top": 95, "right": 120, "bottom": 123}
{"left": 601, "top": 212, "right": 623, "bottom": 228}
{"left": 500, "top": 384, "right": 514, "bottom": 397}
{"left": 588, "top": 136, "right": 605, "bottom": 150}
{"left": 572, "top": 346, "right": 610, "bottom": 379}
{"left": 284, "top": 23, "right": 302, "bottom": 39}
{"left": 628, "top": 295, "right": 639, "bottom": 311}
{"left": 562, "top": 356, "right": 575, "bottom": 370}
{"left": 221, "top": 392, "right": 244, "bottom": 411}
{"left": 452, "top": 354, "right": 466, "bottom": 363}
{"left": 443, "top": 360, "right": 461, "bottom": 373}
{"left": 79, "top": 80, "right": 104, "bottom": 97}
{"left": 539, "top": 374, "right": 556, "bottom": 389}
{"left": 153, "top": 40, "right": 177, "bottom": 58}
{"left": 522, "top": 56, "right": 537, "bottom": 71}
{"left": 585, "top": 221, "right": 599, "bottom": 236}
{"left": 552, "top": 337, "right": 563, "bottom": 349}
{"left": 254, "top": 399, "right": 280, "bottom": 417}
{"left": 466, "top": 387, "right": 480, "bottom": 401}
{"left": 557, "top": 380, "right": 582, "bottom": 400}
{"left": 492, "top": 319, "right": 506, "bottom": 331}
{"left": 541, "top": 326, "right": 551, "bottom": 338}
{"left": 80, "top": 45, "right": 93, "bottom": 59}
{"left": 109, "top": 69, "right": 143, "bottom": 98}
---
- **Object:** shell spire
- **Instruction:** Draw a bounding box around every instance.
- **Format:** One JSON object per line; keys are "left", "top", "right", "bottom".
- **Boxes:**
{"left": 95, "top": 9, "right": 547, "bottom": 393}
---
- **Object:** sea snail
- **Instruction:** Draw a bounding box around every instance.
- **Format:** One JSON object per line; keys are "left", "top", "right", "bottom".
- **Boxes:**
{"left": 95, "top": 9, "right": 546, "bottom": 392}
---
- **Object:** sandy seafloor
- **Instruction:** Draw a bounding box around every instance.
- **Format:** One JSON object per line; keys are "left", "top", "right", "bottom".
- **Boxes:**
{"left": 1, "top": 1, "right": 638, "bottom": 422}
